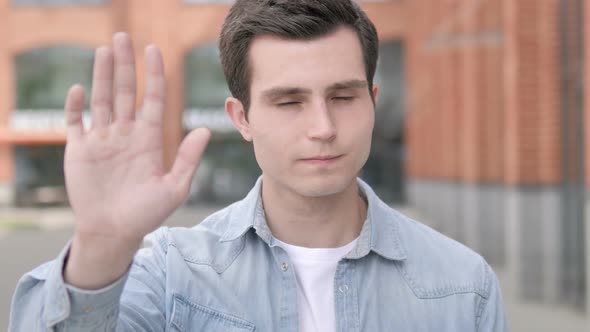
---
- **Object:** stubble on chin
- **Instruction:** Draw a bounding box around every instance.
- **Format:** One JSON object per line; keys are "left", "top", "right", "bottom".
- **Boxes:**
{"left": 288, "top": 173, "right": 358, "bottom": 199}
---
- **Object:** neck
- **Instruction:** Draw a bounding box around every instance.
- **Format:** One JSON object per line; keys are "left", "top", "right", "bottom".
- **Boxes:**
{"left": 261, "top": 175, "right": 367, "bottom": 248}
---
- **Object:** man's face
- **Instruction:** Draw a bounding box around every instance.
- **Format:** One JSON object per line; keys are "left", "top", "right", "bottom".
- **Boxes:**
{"left": 231, "top": 26, "right": 377, "bottom": 197}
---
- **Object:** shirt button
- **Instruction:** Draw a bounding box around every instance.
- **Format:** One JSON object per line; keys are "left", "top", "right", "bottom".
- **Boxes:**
{"left": 83, "top": 305, "right": 93, "bottom": 313}
{"left": 339, "top": 284, "right": 349, "bottom": 293}
{"left": 280, "top": 262, "right": 289, "bottom": 271}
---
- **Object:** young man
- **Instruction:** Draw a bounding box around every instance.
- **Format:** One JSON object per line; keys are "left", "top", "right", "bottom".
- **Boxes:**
{"left": 10, "top": 0, "right": 508, "bottom": 331}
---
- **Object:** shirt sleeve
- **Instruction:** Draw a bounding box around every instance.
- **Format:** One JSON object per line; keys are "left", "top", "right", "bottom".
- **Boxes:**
{"left": 9, "top": 227, "right": 169, "bottom": 332}
{"left": 475, "top": 263, "right": 510, "bottom": 332}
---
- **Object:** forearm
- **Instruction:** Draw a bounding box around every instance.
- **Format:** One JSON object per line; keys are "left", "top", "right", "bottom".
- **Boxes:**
{"left": 9, "top": 242, "right": 128, "bottom": 331}
{"left": 64, "top": 231, "right": 141, "bottom": 289}
{"left": 10, "top": 229, "right": 168, "bottom": 331}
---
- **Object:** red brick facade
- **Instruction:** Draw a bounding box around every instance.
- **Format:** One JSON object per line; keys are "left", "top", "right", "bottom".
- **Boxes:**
{"left": 586, "top": 0, "right": 590, "bottom": 186}
{"left": 0, "top": 0, "right": 406, "bottom": 185}
{"left": 0, "top": 0, "right": 585, "bottom": 188}
{"left": 405, "top": 0, "right": 570, "bottom": 186}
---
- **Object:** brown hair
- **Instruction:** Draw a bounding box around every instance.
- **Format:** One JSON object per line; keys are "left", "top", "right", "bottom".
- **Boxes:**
{"left": 219, "top": 0, "right": 379, "bottom": 117}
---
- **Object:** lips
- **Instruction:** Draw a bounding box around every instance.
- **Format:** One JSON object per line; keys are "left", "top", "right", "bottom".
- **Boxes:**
{"left": 302, "top": 155, "right": 341, "bottom": 161}
{"left": 299, "top": 154, "right": 343, "bottom": 165}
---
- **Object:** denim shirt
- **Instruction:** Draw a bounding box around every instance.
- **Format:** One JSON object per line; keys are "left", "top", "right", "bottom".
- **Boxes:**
{"left": 10, "top": 178, "right": 508, "bottom": 331}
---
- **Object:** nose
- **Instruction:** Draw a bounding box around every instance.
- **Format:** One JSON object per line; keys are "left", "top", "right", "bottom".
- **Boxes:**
{"left": 306, "top": 101, "right": 336, "bottom": 142}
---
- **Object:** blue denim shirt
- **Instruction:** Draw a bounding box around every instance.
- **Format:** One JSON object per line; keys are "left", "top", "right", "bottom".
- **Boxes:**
{"left": 10, "top": 178, "right": 508, "bottom": 331}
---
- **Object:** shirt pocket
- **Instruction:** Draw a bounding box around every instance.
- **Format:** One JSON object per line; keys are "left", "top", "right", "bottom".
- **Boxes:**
{"left": 170, "top": 294, "right": 255, "bottom": 332}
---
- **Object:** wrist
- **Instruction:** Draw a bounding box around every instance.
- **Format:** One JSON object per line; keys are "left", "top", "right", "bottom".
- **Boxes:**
{"left": 64, "top": 231, "right": 142, "bottom": 289}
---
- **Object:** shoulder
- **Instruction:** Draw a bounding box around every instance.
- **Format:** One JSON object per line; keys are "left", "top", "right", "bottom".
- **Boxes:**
{"left": 145, "top": 202, "right": 237, "bottom": 245}
{"left": 390, "top": 208, "right": 495, "bottom": 299}
{"left": 143, "top": 202, "right": 246, "bottom": 273}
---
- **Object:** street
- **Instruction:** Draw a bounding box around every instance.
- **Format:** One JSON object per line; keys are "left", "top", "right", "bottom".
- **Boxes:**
{"left": 1, "top": 205, "right": 588, "bottom": 331}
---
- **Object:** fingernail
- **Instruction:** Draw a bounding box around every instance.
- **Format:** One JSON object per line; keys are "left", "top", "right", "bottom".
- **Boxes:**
{"left": 113, "top": 32, "right": 129, "bottom": 40}
{"left": 95, "top": 46, "right": 111, "bottom": 56}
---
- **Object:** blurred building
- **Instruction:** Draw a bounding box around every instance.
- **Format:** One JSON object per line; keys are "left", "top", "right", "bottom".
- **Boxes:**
{"left": 0, "top": 0, "right": 407, "bottom": 205}
{"left": 405, "top": 0, "right": 589, "bottom": 315}
{"left": 0, "top": 0, "right": 587, "bottom": 320}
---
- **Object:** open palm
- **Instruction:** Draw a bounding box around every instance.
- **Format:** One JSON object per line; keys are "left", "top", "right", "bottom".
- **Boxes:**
{"left": 63, "top": 33, "right": 210, "bottom": 243}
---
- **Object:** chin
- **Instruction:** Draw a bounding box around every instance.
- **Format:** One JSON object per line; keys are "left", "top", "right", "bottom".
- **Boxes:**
{"left": 289, "top": 173, "right": 358, "bottom": 198}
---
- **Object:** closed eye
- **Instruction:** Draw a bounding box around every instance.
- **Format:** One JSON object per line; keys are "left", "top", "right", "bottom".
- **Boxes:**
{"left": 277, "top": 101, "right": 301, "bottom": 107}
{"left": 333, "top": 96, "right": 355, "bottom": 101}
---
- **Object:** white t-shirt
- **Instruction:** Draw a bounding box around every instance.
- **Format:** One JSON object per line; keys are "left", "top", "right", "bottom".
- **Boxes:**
{"left": 275, "top": 237, "right": 359, "bottom": 332}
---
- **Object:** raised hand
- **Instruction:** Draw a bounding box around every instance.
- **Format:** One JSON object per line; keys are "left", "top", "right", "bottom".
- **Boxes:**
{"left": 63, "top": 33, "right": 210, "bottom": 289}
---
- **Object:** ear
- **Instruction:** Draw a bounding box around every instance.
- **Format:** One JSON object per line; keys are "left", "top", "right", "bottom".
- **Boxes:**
{"left": 225, "top": 97, "right": 253, "bottom": 141}
{"left": 372, "top": 83, "right": 379, "bottom": 104}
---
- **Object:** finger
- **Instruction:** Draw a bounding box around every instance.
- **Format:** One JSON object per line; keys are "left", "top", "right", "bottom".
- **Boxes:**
{"left": 113, "top": 32, "right": 137, "bottom": 122}
{"left": 64, "top": 84, "right": 86, "bottom": 140}
{"left": 167, "top": 128, "right": 211, "bottom": 193}
{"left": 90, "top": 46, "right": 114, "bottom": 129}
{"left": 141, "top": 45, "right": 166, "bottom": 126}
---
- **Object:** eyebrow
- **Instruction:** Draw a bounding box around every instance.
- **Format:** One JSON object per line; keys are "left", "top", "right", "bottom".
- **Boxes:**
{"left": 262, "top": 87, "right": 311, "bottom": 101}
{"left": 325, "top": 79, "right": 368, "bottom": 93}
{"left": 261, "top": 79, "right": 368, "bottom": 101}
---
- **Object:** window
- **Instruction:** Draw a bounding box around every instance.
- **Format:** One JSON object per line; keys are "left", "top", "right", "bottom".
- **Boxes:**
{"left": 373, "top": 40, "right": 405, "bottom": 141}
{"left": 12, "top": 46, "right": 93, "bottom": 205}
{"left": 184, "top": 43, "right": 233, "bottom": 133}
{"left": 16, "top": 46, "right": 93, "bottom": 110}
{"left": 183, "top": 44, "right": 258, "bottom": 203}
{"left": 13, "top": 46, "right": 93, "bottom": 131}
{"left": 362, "top": 40, "right": 406, "bottom": 203}
{"left": 185, "top": 44, "right": 230, "bottom": 109}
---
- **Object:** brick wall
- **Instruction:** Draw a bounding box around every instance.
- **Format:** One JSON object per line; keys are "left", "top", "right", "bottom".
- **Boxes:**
{"left": 0, "top": 0, "right": 407, "bottom": 185}
{"left": 586, "top": 0, "right": 590, "bottom": 186}
{"left": 406, "top": 0, "right": 564, "bottom": 186}
{"left": 0, "top": 0, "right": 13, "bottom": 183}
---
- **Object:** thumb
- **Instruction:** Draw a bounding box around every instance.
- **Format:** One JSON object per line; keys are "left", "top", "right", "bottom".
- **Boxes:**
{"left": 167, "top": 127, "right": 211, "bottom": 192}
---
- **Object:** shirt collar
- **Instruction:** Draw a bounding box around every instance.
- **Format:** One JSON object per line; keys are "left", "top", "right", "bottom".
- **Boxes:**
{"left": 219, "top": 176, "right": 407, "bottom": 261}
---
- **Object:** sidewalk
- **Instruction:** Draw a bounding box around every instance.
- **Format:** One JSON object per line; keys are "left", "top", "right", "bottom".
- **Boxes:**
{"left": 495, "top": 268, "right": 588, "bottom": 332}
{"left": 1, "top": 205, "right": 589, "bottom": 331}
{"left": 0, "top": 206, "right": 74, "bottom": 231}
